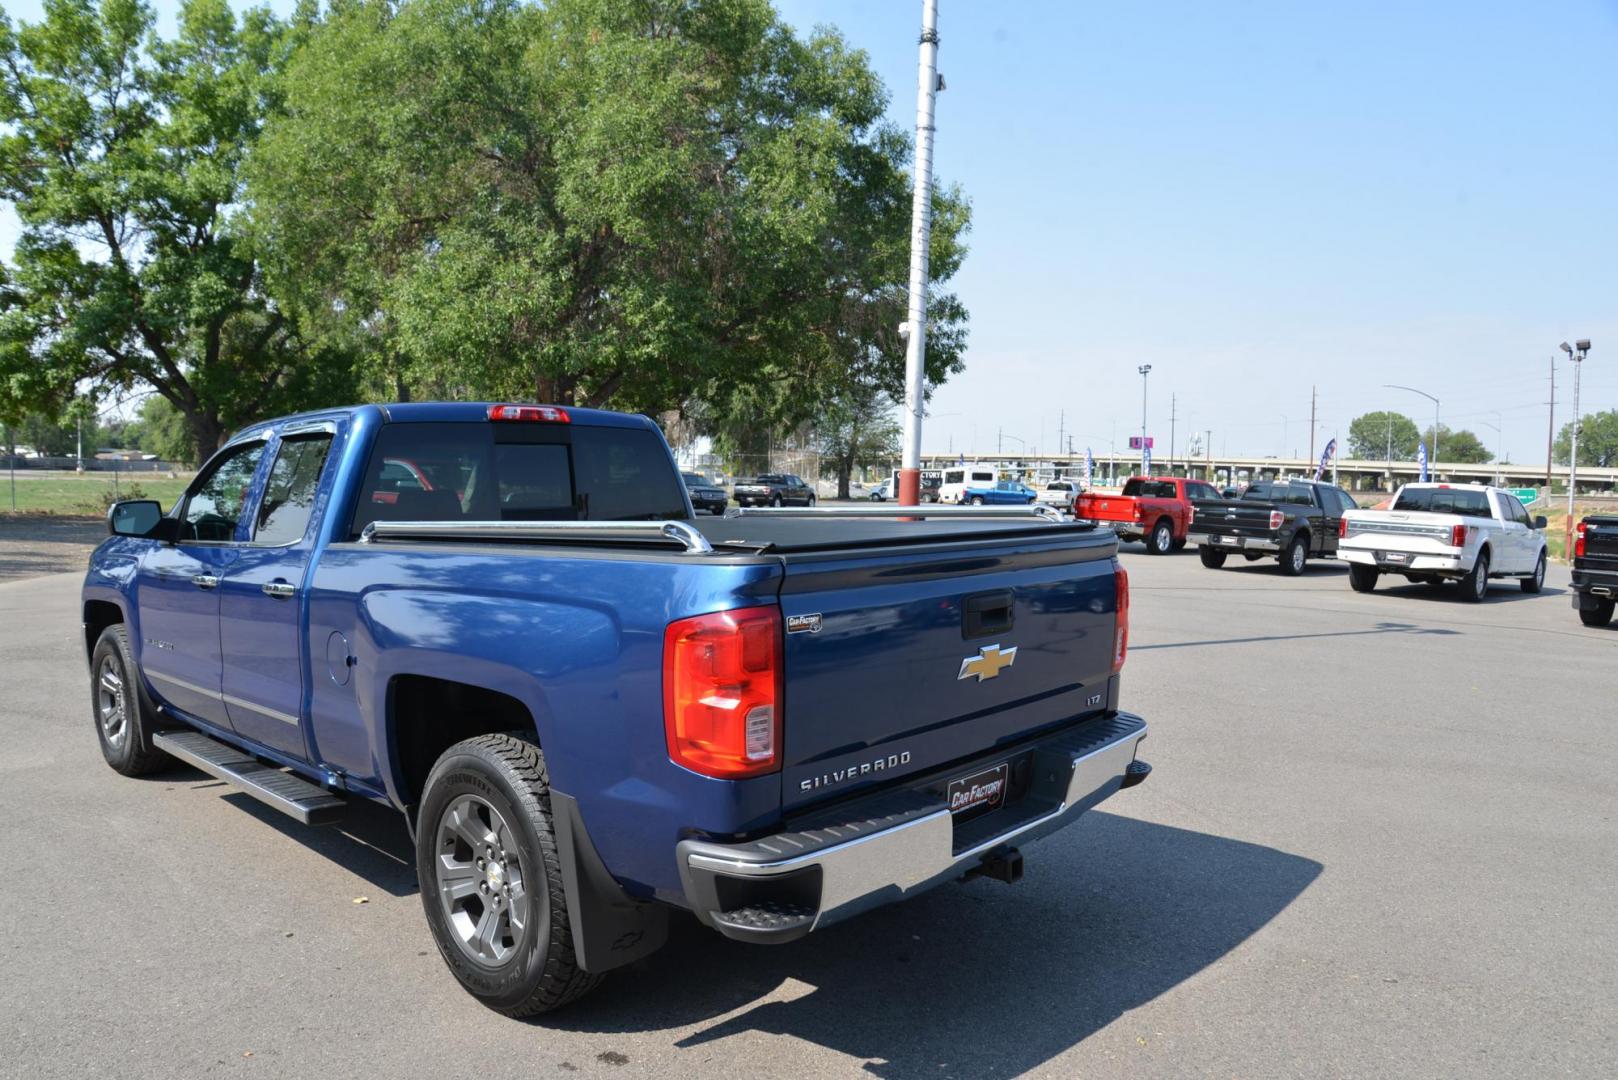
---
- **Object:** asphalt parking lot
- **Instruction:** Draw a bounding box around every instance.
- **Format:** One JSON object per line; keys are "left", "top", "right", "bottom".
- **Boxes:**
{"left": 2, "top": 545, "right": 1614, "bottom": 1079}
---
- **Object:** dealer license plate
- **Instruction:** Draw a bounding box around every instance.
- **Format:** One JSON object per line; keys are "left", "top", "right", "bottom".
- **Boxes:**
{"left": 1218, "top": 535, "right": 1239, "bottom": 545}
{"left": 1378, "top": 551, "right": 1411, "bottom": 565}
{"left": 947, "top": 762, "right": 1009, "bottom": 819}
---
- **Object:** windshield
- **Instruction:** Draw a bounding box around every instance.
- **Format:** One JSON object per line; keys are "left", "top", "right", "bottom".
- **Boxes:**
{"left": 1393, "top": 487, "right": 1493, "bottom": 518}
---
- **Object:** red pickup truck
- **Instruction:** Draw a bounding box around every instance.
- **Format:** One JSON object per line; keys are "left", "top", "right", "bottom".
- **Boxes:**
{"left": 1074, "top": 476, "right": 1221, "bottom": 555}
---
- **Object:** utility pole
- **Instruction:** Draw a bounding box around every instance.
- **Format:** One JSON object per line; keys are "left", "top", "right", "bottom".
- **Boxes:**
{"left": 1204, "top": 428, "right": 1212, "bottom": 482}
{"left": 897, "top": 0, "right": 940, "bottom": 505}
{"left": 1057, "top": 410, "right": 1065, "bottom": 464}
{"left": 1545, "top": 355, "right": 1556, "bottom": 490}
{"left": 997, "top": 426, "right": 1002, "bottom": 456}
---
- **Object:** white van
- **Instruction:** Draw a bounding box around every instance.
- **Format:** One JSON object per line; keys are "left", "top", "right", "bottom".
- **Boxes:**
{"left": 938, "top": 465, "right": 998, "bottom": 504}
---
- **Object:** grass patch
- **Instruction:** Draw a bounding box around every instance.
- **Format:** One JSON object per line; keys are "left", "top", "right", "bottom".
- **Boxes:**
{"left": 0, "top": 472, "right": 192, "bottom": 516}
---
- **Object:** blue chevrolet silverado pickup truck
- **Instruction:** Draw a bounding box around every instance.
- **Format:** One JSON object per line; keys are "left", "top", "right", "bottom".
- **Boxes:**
{"left": 82, "top": 402, "right": 1150, "bottom": 1015}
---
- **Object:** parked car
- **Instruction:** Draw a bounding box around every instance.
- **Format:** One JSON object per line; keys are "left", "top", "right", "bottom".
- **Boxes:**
{"left": 85, "top": 401, "right": 1150, "bottom": 1016}
{"left": 1189, "top": 479, "right": 1357, "bottom": 576}
{"left": 1571, "top": 515, "right": 1618, "bottom": 626}
{"left": 681, "top": 471, "right": 728, "bottom": 515}
{"left": 1337, "top": 483, "right": 1547, "bottom": 601}
{"left": 1074, "top": 477, "right": 1221, "bottom": 555}
{"left": 1037, "top": 480, "right": 1079, "bottom": 508}
{"left": 732, "top": 473, "right": 816, "bottom": 507}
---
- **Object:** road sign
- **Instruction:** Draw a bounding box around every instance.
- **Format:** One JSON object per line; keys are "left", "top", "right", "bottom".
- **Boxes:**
{"left": 1127, "top": 436, "right": 1155, "bottom": 450}
{"left": 1510, "top": 487, "right": 1538, "bottom": 506}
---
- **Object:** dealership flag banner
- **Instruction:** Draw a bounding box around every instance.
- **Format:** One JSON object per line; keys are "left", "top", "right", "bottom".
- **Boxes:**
{"left": 1314, "top": 438, "right": 1336, "bottom": 481}
{"left": 1418, "top": 441, "right": 1428, "bottom": 482}
{"left": 1084, "top": 448, "right": 1093, "bottom": 488}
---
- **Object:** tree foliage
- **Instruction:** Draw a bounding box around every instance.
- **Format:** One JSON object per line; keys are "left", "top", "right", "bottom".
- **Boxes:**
{"left": 1555, "top": 411, "right": 1618, "bottom": 469}
{"left": 0, "top": 0, "right": 351, "bottom": 462}
{"left": 814, "top": 383, "right": 899, "bottom": 498}
{"left": 249, "top": 0, "right": 969, "bottom": 422}
{"left": 1424, "top": 425, "right": 1491, "bottom": 464}
{"left": 1347, "top": 411, "right": 1418, "bottom": 460}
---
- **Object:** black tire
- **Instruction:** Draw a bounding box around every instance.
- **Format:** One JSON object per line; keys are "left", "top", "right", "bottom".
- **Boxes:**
{"left": 1170, "top": 536, "right": 1187, "bottom": 552}
{"left": 417, "top": 733, "right": 602, "bottom": 1016}
{"left": 1198, "top": 546, "right": 1228, "bottom": 569}
{"left": 1279, "top": 533, "right": 1308, "bottom": 576}
{"left": 1147, "top": 518, "right": 1174, "bottom": 556}
{"left": 1348, "top": 564, "right": 1379, "bottom": 593}
{"left": 1520, "top": 550, "right": 1545, "bottom": 593}
{"left": 1243, "top": 552, "right": 1264, "bottom": 562}
{"left": 970, "top": 495, "right": 985, "bottom": 506}
{"left": 1579, "top": 598, "right": 1615, "bottom": 627}
{"left": 90, "top": 624, "right": 172, "bottom": 777}
{"left": 770, "top": 494, "right": 783, "bottom": 508}
{"left": 806, "top": 494, "right": 816, "bottom": 507}
{"left": 1458, "top": 549, "right": 1490, "bottom": 603}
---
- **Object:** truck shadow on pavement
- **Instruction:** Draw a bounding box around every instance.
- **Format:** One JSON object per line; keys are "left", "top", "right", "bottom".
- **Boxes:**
{"left": 550, "top": 812, "right": 1323, "bottom": 1078}
{"left": 220, "top": 792, "right": 420, "bottom": 897}
{"left": 1135, "top": 620, "right": 1461, "bottom": 652}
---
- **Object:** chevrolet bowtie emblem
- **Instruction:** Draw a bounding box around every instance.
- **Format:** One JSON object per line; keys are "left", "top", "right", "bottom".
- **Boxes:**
{"left": 958, "top": 643, "right": 1018, "bottom": 682}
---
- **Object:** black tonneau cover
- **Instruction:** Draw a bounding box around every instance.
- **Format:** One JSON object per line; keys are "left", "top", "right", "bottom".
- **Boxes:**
{"left": 693, "top": 516, "right": 1100, "bottom": 555}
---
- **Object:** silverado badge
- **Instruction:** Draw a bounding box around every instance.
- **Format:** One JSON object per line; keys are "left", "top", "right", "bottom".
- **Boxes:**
{"left": 958, "top": 643, "right": 1017, "bottom": 683}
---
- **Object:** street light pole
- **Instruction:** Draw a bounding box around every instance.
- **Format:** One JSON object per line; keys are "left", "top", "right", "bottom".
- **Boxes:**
{"left": 1138, "top": 364, "right": 1152, "bottom": 475}
{"left": 1481, "top": 411, "right": 1503, "bottom": 486}
{"left": 1561, "top": 340, "right": 1591, "bottom": 516}
{"left": 897, "top": 0, "right": 940, "bottom": 506}
{"left": 1385, "top": 384, "right": 1440, "bottom": 475}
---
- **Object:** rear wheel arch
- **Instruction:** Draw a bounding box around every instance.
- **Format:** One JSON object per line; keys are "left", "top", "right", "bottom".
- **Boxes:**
{"left": 389, "top": 674, "right": 543, "bottom": 818}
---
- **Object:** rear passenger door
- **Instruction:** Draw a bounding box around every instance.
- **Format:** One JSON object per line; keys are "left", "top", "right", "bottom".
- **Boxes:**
{"left": 1493, "top": 493, "right": 1533, "bottom": 573}
{"left": 1318, "top": 487, "right": 1353, "bottom": 555}
{"left": 217, "top": 425, "right": 338, "bottom": 760}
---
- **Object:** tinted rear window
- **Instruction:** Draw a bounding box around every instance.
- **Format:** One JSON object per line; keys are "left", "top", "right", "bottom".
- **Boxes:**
{"left": 350, "top": 422, "right": 687, "bottom": 536}
{"left": 1392, "top": 487, "right": 1492, "bottom": 518}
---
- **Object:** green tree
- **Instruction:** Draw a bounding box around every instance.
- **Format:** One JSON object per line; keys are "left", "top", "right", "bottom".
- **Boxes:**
{"left": 0, "top": 0, "right": 351, "bottom": 463}
{"left": 123, "top": 395, "right": 198, "bottom": 463}
{"left": 1347, "top": 411, "right": 1418, "bottom": 460}
{"left": 815, "top": 385, "right": 900, "bottom": 499}
{"left": 1554, "top": 411, "right": 1618, "bottom": 469}
{"left": 249, "top": 0, "right": 969, "bottom": 420}
{"left": 1425, "top": 425, "right": 1491, "bottom": 464}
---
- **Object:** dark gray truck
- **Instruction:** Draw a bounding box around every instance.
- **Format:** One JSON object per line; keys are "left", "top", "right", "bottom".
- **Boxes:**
{"left": 1187, "top": 479, "right": 1358, "bottom": 576}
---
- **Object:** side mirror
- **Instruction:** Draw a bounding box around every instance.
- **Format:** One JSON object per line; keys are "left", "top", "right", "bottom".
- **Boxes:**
{"left": 108, "top": 500, "right": 164, "bottom": 538}
{"left": 1533, "top": 515, "right": 1548, "bottom": 530}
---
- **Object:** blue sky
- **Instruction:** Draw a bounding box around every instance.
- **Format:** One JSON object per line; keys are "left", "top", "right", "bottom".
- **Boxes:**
{"left": 5, "top": 0, "right": 1616, "bottom": 462}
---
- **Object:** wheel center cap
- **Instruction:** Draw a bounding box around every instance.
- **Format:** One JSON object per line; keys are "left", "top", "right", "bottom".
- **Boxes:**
{"left": 485, "top": 863, "right": 504, "bottom": 890}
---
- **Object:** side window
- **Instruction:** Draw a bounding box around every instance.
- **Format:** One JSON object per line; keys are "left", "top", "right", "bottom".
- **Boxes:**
{"left": 255, "top": 435, "right": 335, "bottom": 545}
{"left": 1500, "top": 494, "right": 1528, "bottom": 525}
{"left": 181, "top": 441, "right": 267, "bottom": 543}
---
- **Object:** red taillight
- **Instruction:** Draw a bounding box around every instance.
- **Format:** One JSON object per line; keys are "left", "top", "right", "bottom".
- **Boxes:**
{"left": 1112, "top": 563, "right": 1130, "bottom": 674}
{"left": 1268, "top": 510, "right": 1284, "bottom": 530}
{"left": 1338, "top": 516, "right": 1349, "bottom": 538}
{"left": 487, "top": 404, "right": 570, "bottom": 423}
{"left": 1449, "top": 524, "right": 1468, "bottom": 547}
{"left": 1575, "top": 520, "right": 1587, "bottom": 559}
{"left": 663, "top": 606, "right": 781, "bottom": 779}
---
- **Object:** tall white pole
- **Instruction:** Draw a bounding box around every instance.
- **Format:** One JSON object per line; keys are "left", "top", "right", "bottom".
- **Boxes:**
{"left": 1568, "top": 350, "right": 1582, "bottom": 518}
{"left": 898, "top": 0, "right": 940, "bottom": 506}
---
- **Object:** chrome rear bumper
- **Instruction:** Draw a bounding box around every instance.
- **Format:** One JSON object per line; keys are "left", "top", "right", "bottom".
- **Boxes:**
{"left": 677, "top": 713, "right": 1148, "bottom": 943}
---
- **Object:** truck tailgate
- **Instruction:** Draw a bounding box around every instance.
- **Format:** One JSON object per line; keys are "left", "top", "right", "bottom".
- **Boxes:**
{"left": 776, "top": 532, "right": 1120, "bottom": 812}
{"left": 1074, "top": 494, "right": 1138, "bottom": 525}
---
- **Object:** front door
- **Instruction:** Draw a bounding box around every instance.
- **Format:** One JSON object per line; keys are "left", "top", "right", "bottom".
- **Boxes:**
{"left": 218, "top": 431, "right": 336, "bottom": 760}
{"left": 134, "top": 440, "right": 269, "bottom": 727}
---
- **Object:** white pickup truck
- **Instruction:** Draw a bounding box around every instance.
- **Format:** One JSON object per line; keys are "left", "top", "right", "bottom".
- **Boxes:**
{"left": 1338, "top": 483, "right": 1548, "bottom": 602}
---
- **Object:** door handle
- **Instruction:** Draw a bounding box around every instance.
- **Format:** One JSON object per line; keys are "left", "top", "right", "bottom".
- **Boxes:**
{"left": 191, "top": 574, "right": 219, "bottom": 590}
{"left": 261, "top": 581, "right": 296, "bottom": 600}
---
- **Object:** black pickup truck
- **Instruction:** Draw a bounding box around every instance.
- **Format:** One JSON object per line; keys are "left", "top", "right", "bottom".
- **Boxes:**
{"left": 732, "top": 473, "right": 817, "bottom": 508}
{"left": 1572, "top": 515, "right": 1618, "bottom": 627}
{"left": 1187, "top": 479, "right": 1358, "bottom": 576}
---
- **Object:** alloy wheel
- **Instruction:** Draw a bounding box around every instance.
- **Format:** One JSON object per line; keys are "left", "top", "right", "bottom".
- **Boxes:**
{"left": 97, "top": 656, "right": 128, "bottom": 749}
{"left": 434, "top": 795, "right": 529, "bottom": 968}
